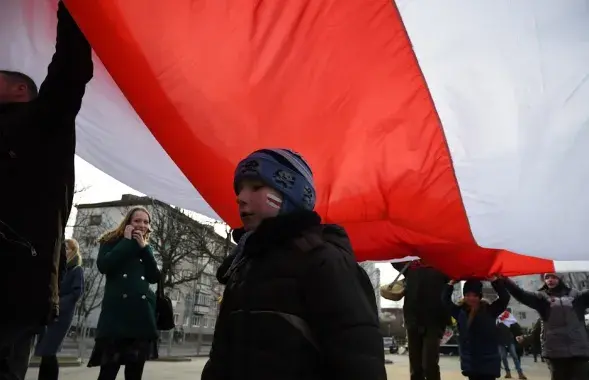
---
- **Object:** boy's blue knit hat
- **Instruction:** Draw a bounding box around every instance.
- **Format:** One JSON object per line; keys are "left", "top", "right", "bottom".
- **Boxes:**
{"left": 234, "top": 148, "right": 316, "bottom": 213}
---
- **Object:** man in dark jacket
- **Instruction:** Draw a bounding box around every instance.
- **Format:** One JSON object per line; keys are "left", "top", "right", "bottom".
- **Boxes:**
{"left": 505, "top": 273, "right": 589, "bottom": 380}
{"left": 520, "top": 318, "right": 543, "bottom": 363}
{"left": 392, "top": 260, "right": 449, "bottom": 380}
{"left": 0, "top": 2, "right": 93, "bottom": 379}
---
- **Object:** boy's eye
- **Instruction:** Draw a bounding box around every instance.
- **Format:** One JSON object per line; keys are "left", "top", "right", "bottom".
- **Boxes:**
{"left": 252, "top": 185, "right": 264, "bottom": 191}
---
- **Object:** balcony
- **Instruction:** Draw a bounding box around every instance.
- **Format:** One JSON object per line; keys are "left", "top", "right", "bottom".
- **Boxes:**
{"left": 194, "top": 305, "right": 210, "bottom": 315}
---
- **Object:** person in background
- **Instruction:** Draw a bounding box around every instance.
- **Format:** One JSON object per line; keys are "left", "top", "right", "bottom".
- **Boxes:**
{"left": 496, "top": 308, "right": 527, "bottom": 379}
{"left": 0, "top": 1, "right": 93, "bottom": 378}
{"left": 392, "top": 260, "right": 449, "bottom": 380}
{"left": 88, "top": 207, "right": 160, "bottom": 380}
{"left": 518, "top": 318, "right": 543, "bottom": 363}
{"left": 34, "top": 239, "right": 84, "bottom": 380}
{"left": 505, "top": 273, "right": 589, "bottom": 380}
{"left": 442, "top": 278, "right": 510, "bottom": 380}
{"left": 203, "top": 148, "right": 386, "bottom": 380}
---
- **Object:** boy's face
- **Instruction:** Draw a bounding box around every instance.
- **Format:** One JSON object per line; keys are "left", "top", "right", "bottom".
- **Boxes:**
{"left": 237, "top": 178, "right": 282, "bottom": 231}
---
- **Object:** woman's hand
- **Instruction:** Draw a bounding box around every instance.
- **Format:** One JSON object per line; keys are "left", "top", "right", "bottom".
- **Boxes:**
{"left": 448, "top": 279, "right": 456, "bottom": 285}
{"left": 124, "top": 225, "right": 134, "bottom": 240}
{"left": 132, "top": 229, "right": 147, "bottom": 248}
{"left": 487, "top": 275, "right": 498, "bottom": 282}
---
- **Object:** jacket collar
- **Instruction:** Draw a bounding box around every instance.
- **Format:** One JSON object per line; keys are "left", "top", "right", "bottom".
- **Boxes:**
{"left": 232, "top": 210, "right": 322, "bottom": 248}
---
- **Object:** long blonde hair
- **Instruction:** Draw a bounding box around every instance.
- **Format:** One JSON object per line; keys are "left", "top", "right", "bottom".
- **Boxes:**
{"left": 65, "top": 238, "right": 82, "bottom": 266}
{"left": 98, "top": 206, "right": 152, "bottom": 244}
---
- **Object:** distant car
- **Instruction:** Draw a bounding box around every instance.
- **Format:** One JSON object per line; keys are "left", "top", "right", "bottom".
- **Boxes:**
{"left": 383, "top": 337, "right": 399, "bottom": 354}
{"left": 439, "top": 344, "right": 459, "bottom": 356}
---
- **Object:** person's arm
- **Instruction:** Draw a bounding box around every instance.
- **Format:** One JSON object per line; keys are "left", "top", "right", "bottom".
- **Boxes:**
{"left": 96, "top": 239, "right": 140, "bottom": 275}
{"left": 141, "top": 245, "right": 161, "bottom": 284}
{"left": 576, "top": 289, "right": 589, "bottom": 306}
{"left": 441, "top": 282, "right": 461, "bottom": 319}
{"left": 502, "top": 277, "right": 546, "bottom": 311}
{"left": 303, "top": 245, "right": 386, "bottom": 380}
{"left": 488, "top": 279, "right": 511, "bottom": 318}
{"left": 37, "top": 1, "right": 93, "bottom": 129}
{"left": 517, "top": 319, "right": 540, "bottom": 346}
{"left": 60, "top": 266, "right": 84, "bottom": 305}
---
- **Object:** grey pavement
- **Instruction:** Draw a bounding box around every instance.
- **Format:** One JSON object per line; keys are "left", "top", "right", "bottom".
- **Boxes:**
{"left": 25, "top": 355, "right": 552, "bottom": 380}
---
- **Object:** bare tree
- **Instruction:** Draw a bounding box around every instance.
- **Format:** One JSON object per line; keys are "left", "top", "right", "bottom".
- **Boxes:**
{"left": 561, "top": 272, "right": 589, "bottom": 289}
{"left": 146, "top": 200, "right": 232, "bottom": 292}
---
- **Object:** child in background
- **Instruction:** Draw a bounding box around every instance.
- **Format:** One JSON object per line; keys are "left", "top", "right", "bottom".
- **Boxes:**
{"left": 442, "top": 278, "right": 510, "bottom": 380}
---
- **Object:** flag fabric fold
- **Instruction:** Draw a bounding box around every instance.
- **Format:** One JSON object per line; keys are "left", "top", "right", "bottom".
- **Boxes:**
{"left": 2, "top": 0, "right": 589, "bottom": 277}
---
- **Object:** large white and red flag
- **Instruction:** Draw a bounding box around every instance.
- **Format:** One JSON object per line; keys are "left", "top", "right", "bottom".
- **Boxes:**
{"left": 2, "top": 0, "right": 588, "bottom": 278}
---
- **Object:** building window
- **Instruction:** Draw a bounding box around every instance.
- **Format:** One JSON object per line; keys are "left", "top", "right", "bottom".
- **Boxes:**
{"left": 516, "top": 312, "right": 527, "bottom": 320}
{"left": 204, "top": 318, "right": 209, "bottom": 328}
{"left": 89, "top": 215, "right": 103, "bottom": 226}
{"left": 192, "top": 315, "right": 202, "bottom": 327}
{"left": 196, "top": 293, "right": 209, "bottom": 306}
{"left": 173, "top": 314, "right": 179, "bottom": 324}
{"left": 199, "top": 274, "right": 212, "bottom": 286}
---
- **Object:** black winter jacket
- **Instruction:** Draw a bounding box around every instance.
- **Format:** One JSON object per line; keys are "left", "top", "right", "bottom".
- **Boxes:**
{"left": 0, "top": 1, "right": 93, "bottom": 326}
{"left": 496, "top": 321, "right": 523, "bottom": 346}
{"left": 202, "top": 211, "right": 386, "bottom": 380}
{"left": 442, "top": 280, "right": 510, "bottom": 378}
{"left": 392, "top": 261, "right": 450, "bottom": 331}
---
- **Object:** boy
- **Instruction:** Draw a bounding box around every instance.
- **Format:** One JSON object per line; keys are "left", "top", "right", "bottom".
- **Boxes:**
{"left": 202, "top": 148, "right": 386, "bottom": 380}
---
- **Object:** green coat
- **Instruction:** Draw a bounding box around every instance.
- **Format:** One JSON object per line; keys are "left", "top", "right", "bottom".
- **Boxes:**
{"left": 96, "top": 238, "right": 160, "bottom": 340}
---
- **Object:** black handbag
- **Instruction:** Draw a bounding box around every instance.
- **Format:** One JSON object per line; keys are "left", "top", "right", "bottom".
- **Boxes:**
{"left": 155, "top": 276, "right": 175, "bottom": 331}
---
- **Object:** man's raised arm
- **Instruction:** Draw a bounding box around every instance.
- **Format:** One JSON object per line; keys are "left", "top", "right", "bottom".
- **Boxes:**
{"left": 37, "top": 1, "right": 93, "bottom": 126}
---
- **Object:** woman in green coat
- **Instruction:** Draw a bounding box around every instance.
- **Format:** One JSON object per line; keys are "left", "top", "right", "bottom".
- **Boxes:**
{"left": 88, "top": 206, "right": 160, "bottom": 380}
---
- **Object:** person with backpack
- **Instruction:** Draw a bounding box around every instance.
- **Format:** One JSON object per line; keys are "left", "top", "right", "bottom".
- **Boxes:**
{"left": 202, "top": 148, "right": 386, "bottom": 380}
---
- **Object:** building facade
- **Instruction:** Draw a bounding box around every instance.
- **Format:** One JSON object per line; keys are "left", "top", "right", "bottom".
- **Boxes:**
{"left": 72, "top": 194, "right": 230, "bottom": 340}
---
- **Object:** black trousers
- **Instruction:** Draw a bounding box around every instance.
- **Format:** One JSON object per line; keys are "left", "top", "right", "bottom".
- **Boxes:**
{"left": 38, "top": 355, "right": 59, "bottom": 380}
{"left": 406, "top": 326, "right": 442, "bottom": 380}
{"left": 532, "top": 351, "right": 544, "bottom": 362}
{"left": 546, "top": 358, "right": 589, "bottom": 380}
{"left": 97, "top": 361, "right": 146, "bottom": 380}
{"left": 0, "top": 326, "right": 36, "bottom": 380}
{"left": 467, "top": 376, "right": 495, "bottom": 380}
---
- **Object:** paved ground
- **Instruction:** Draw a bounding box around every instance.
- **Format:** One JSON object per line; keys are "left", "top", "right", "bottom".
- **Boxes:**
{"left": 25, "top": 355, "right": 552, "bottom": 380}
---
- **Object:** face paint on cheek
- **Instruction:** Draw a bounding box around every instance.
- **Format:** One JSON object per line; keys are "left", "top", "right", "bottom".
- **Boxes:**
{"left": 266, "top": 193, "right": 282, "bottom": 209}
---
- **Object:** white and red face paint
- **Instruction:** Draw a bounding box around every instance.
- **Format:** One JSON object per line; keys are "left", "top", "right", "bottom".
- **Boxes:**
{"left": 266, "top": 193, "right": 282, "bottom": 210}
